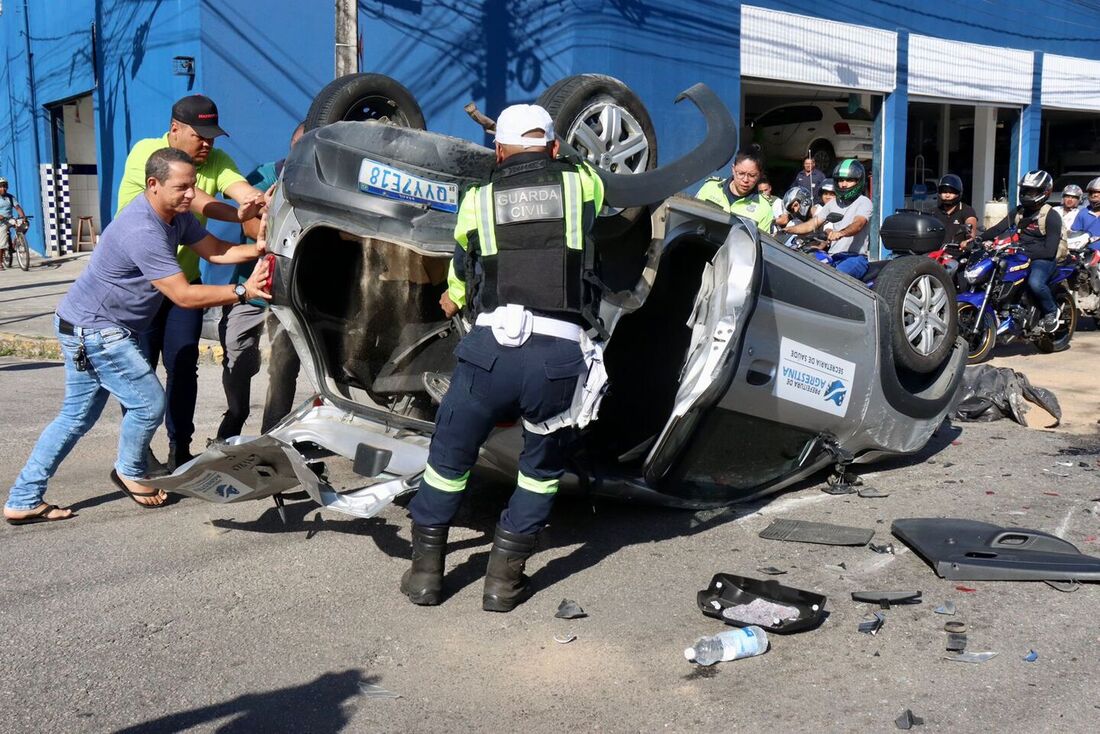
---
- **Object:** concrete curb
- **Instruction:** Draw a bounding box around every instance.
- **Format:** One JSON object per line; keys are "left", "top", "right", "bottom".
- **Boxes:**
{"left": 0, "top": 332, "right": 230, "bottom": 364}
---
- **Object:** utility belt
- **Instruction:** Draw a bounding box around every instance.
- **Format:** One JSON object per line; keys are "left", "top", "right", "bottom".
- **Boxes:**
{"left": 474, "top": 304, "right": 609, "bottom": 435}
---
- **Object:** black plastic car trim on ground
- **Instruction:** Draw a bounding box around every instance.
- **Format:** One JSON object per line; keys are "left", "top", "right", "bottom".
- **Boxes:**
{"left": 892, "top": 518, "right": 1100, "bottom": 581}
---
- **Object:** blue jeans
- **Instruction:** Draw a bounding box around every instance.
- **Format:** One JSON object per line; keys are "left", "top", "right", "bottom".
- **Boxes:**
{"left": 1027, "top": 258, "right": 1058, "bottom": 315}
{"left": 5, "top": 317, "right": 165, "bottom": 511}
{"left": 138, "top": 295, "right": 203, "bottom": 448}
{"left": 835, "top": 253, "right": 869, "bottom": 279}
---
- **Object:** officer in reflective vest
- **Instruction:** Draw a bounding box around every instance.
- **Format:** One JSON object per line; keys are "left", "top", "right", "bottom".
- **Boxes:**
{"left": 695, "top": 149, "right": 774, "bottom": 233}
{"left": 402, "top": 104, "right": 605, "bottom": 612}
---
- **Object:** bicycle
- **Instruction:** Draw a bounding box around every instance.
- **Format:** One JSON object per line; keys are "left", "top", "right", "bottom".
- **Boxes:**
{"left": 4, "top": 215, "right": 32, "bottom": 271}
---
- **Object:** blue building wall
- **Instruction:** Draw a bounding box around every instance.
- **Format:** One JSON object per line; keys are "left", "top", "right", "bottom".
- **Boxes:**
{"left": 3, "top": 1, "right": 1100, "bottom": 256}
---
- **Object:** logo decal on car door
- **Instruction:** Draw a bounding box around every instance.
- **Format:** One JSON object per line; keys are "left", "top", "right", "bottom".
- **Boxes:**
{"left": 775, "top": 337, "right": 856, "bottom": 417}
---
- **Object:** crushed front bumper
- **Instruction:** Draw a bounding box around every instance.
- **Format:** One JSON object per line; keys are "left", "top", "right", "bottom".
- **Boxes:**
{"left": 136, "top": 397, "right": 429, "bottom": 519}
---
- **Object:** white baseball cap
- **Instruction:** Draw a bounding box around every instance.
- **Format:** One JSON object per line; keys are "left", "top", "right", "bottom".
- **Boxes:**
{"left": 494, "top": 104, "right": 555, "bottom": 147}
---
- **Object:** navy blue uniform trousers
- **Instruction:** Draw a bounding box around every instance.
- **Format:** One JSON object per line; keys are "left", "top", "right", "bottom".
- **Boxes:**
{"left": 409, "top": 326, "right": 586, "bottom": 535}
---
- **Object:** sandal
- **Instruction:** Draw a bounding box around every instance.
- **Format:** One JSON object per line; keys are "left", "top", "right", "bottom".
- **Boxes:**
{"left": 109, "top": 469, "right": 167, "bottom": 508}
{"left": 5, "top": 503, "right": 74, "bottom": 526}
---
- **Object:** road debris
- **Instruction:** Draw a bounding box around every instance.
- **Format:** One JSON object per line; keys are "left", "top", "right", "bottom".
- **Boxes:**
{"left": 759, "top": 518, "right": 873, "bottom": 546}
{"left": 858, "top": 611, "right": 886, "bottom": 635}
{"left": 895, "top": 709, "right": 925, "bottom": 729}
{"left": 555, "top": 599, "right": 587, "bottom": 620}
{"left": 756, "top": 566, "right": 787, "bottom": 575}
{"left": 858, "top": 487, "right": 890, "bottom": 498}
{"left": 554, "top": 633, "right": 578, "bottom": 644}
{"left": 944, "top": 651, "right": 998, "bottom": 663}
{"left": 1023, "top": 649, "right": 1038, "bottom": 662}
{"left": 868, "top": 542, "right": 895, "bottom": 554}
{"left": 359, "top": 683, "right": 401, "bottom": 699}
{"left": 934, "top": 601, "right": 956, "bottom": 615}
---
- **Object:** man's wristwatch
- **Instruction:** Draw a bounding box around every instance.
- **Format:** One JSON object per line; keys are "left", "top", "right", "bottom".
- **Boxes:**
{"left": 233, "top": 283, "right": 248, "bottom": 305}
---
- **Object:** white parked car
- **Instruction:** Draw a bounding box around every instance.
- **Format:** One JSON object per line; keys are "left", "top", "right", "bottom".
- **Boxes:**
{"left": 746, "top": 101, "right": 873, "bottom": 171}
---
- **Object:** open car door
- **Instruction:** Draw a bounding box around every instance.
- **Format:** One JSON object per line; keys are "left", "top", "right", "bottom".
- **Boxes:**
{"left": 642, "top": 212, "right": 762, "bottom": 485}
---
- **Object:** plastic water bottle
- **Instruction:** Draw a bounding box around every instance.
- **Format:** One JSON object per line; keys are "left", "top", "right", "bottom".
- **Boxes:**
{"left": 684, "top": 626, "right": 769, "bottom": 666}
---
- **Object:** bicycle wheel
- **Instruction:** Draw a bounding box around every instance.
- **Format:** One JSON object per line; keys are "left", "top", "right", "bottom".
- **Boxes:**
{"left": 2, "top": 238, "right": 11, "bottom": 269}
{"left": 14, "top": 232, "right": 29, "bottom": 271}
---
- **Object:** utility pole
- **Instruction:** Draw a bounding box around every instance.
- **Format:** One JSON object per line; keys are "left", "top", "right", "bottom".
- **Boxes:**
{"left": 335, "top": 0, "right": 357, "bottom": 78}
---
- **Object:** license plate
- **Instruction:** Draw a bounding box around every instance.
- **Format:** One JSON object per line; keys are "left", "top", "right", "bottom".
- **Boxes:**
{"left": 358, "top": 158, "right": 459, "bottom": 213}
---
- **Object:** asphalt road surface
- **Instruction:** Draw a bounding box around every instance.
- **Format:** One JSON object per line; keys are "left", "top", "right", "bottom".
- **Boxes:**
{"left": 1, "top": 356, "right": 1098, "bottom": 732}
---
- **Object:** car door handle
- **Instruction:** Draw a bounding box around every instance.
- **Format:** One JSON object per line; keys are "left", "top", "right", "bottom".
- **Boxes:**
{"left": 746, "top": 359, "right": 775, "bottom": 386}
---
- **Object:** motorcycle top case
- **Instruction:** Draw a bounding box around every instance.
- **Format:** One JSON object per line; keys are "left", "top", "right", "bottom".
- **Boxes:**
{"left": 880, "top": 210, "right": 945, "bottom": 254}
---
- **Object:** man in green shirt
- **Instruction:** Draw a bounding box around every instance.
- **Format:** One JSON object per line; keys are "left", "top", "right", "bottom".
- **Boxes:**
{"left": 695, "top": 149, "right": 774, "bottom": 233}
{"left": 116, "top": 94, "right": 266, "bottom": 470}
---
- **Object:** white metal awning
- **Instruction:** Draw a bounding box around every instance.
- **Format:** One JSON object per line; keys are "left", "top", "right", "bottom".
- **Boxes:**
{"left": 908, "top": 35, "right": 1033, "bottom": 106}
{"left": 1042, "top": 53, "right": 1100, "bottom": 111}
{"left": 740, "top": 5, "right": 897, "bottom": 93}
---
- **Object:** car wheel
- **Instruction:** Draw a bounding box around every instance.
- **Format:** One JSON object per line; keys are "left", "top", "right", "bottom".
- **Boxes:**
{"left": 537, "top": 74, "right": 657, "bottom": 234}
{"left": 1036, "top": 289, "right": 1077, "bottom": 354}
{"left": 957, "top": 302, "right": 996, "bottom": 364}
{"left": 873, "top": 256, "right": 958, "bottom": 373}
{"left": 304, "top": 73, "right": 426, "bottom": 132}
{"left": 810, "top": 140, "right": 834, "bottom": 175}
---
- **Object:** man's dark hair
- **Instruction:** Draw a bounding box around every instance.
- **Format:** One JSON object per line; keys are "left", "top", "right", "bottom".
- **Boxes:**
{"left": 145, "top": 147, "right": 194, "bottom": 183}
{"left": 733, "top": 149, "right": 764, "bottom": 170}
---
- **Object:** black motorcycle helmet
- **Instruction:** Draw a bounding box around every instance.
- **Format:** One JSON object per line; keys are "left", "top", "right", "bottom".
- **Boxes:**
{"left": 1018, "top": 170, "right": 1053, "bottom": 208}
{"left": 937, "top": 173, "right": 963, "bottom": 196}
{"left": 831, "top": 159, "right": 866, "bottom": 204}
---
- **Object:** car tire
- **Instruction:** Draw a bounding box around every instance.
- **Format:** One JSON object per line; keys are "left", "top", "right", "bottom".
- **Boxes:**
{"left": 810, "top": 140, "right": 835, "bottom": 175}
{"left": 304, "top": 73, "right": 426, "bottom": 132}
{"left": 1036, "top": 289, "right": 1077, "bottom": 354}
{"left": 537, "top": 74, "right": 657, "bottom": 234}
{"left": 873, "top": 256, "right": 958, "bottom": 373}
{"left": 957, "top": 302, "right": 996, "bottom": 364}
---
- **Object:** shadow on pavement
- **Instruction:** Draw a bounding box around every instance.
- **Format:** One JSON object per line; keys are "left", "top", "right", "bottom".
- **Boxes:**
{"left": 115, "top": 669, "right": 371, "bottom": 733}
{"left": 0, "top": 361, "right": 62, "bottom": 371}
{"left": 0, "top": 278, "right": 74, "bottom": 293}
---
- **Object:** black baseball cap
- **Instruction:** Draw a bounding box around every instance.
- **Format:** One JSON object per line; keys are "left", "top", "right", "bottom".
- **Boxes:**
{"left": 171, "top": 94, "right": 227, "bottom": 138}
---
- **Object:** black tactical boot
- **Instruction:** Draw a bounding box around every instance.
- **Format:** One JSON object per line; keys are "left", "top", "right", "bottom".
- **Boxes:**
{"left": 482, "top": 525, "right": 538, "bottom": 612}
{"left": 400, "top": 524, "right": 449, "bottom": 605}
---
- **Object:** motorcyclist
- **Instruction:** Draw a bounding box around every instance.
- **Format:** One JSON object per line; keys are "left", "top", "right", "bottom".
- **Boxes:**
{"left": 930, "top": 174, "right": 978, "bottom": 245}
{"left": 1070, "top": 178, "right": 1100, "bottom": 239}
{"left": 1058, "top": 184, "right": 1084, "bottom": 237}
{"left": 785, "top": 159, "right": 873, "bottom": 278}
{"left": 982, "top": 170, "right": 1063, "bottom": 331}
{"left": 812, "top": 178, "right": 836, "bottom": 217}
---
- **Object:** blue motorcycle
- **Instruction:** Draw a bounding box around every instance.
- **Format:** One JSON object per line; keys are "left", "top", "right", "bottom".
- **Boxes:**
{"left": 956, "top": 233, "right": 1077, "bottom": 363}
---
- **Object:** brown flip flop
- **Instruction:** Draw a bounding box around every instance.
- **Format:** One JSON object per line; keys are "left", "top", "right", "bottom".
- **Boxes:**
{"left": 5, "top": 503, "right": 74, "bottom": 526}
{"left": 109, "top": 469, "right": 167, "bottom": 508}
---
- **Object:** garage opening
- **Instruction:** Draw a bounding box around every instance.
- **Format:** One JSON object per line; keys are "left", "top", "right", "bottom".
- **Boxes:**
{"left": 905, "top": 101, "right": 1019, "bottom": 227}
{"left": 740, "top": 80, "right": 881, "bottom": 207}
{"left": 1040, "top": 109, "right": 1100, "bottom": 196}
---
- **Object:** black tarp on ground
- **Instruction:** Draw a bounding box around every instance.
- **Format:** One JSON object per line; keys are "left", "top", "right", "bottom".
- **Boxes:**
{"left": 953, "top": 365, "right": 1061, "bottom": 427}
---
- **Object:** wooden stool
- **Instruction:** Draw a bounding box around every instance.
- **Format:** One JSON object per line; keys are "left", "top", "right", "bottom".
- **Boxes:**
{"left": 75, "top": 216, "right": 97, "bottom": 251}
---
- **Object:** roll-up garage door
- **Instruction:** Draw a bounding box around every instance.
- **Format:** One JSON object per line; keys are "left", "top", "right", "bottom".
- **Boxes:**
{"left": 740, "top": 5, "right": 896, "bottom": 92}
{"left": 908, "top": 35, "right": 1033, "bottom": 105}
{"left": 1042, "top": 53, "right": 1100, "bottom": 112}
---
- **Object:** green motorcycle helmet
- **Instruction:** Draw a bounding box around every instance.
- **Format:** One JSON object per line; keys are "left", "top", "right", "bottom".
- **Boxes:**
{"left": 831, "top": 159, "right": 867, "bottom": 204}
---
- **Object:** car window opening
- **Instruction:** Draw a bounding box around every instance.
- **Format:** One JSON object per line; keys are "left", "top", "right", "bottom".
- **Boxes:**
{"left": 293, "top": 227, "right": 455, "bottom": 423}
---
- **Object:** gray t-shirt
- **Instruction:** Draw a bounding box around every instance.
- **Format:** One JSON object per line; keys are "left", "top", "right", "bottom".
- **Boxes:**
{"left": 58, "top": 195, "right": 207, "bottom": 332}
{"left": 815, "top": 195, "right": 873, "bottom": 257}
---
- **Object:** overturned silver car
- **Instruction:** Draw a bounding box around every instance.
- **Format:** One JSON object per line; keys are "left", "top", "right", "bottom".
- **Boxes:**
{"left": 151, "top": 74, "right": 966, "bottom": 517}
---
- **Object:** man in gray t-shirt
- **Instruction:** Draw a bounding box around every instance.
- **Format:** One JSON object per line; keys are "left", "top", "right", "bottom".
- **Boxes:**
{"left": 5, "top": 148, "right": 273, "bottom": 524}
{"left": 784, "top": 158, "right": 873, "bottom": 279}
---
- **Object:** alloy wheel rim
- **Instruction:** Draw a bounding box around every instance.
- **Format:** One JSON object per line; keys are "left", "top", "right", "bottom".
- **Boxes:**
{"left": 903, "top": 274, "right": 950, "bottom": 355}
{"left": 566, "top": 100, "right": 650, "bottom": 216}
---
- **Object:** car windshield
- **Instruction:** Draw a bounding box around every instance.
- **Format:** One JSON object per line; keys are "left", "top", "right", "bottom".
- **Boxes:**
{"left": 835, "top": 107, "right": 873, "bottom": 121}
